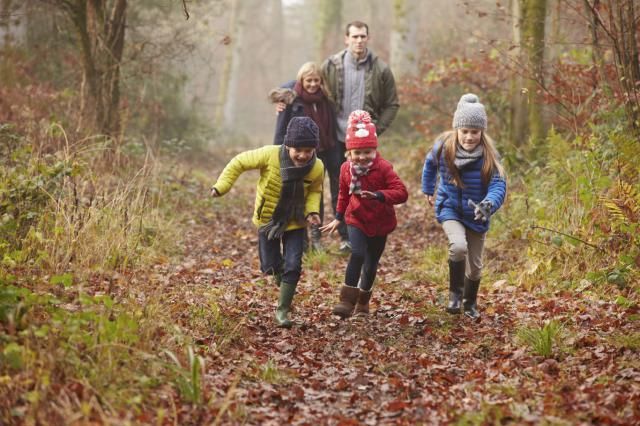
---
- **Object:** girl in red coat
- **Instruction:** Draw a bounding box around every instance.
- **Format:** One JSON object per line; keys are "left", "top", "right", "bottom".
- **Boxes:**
{"left": 321, "top": 110, "right": 408, "bottom": 318}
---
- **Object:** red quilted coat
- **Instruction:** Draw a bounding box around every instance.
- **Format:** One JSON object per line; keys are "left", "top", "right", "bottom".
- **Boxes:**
{"left": 336, "top": 153, "right": 408, "bottom": 237}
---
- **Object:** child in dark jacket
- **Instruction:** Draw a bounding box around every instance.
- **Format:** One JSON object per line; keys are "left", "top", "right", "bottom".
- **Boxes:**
{"left": 321, "top": 110, "right": 408, "bottom": 318}
{"left": 211, "top": 117, "right": 325, "bottom": 328}
{"left": 421, "top": 93, "right": 507, "bottom": 320}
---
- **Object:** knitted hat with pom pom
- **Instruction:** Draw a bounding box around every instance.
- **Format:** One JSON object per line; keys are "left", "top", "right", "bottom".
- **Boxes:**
{"left": 345, "top": 110, "right": 378, "bottom": 150}
{"left": 452, "top": 93, "right": 487, "bottom": 130}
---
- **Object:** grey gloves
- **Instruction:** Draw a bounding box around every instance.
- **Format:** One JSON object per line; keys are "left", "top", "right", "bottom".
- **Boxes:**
{"left": 468, "top": 199, "right": 493, "bottom": 222}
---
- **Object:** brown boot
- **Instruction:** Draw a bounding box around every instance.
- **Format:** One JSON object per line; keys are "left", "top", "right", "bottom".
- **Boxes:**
{"left": 332, "top": 285, "right": 359, "bottom": 319}
{"left": 354, "top": 289, "right": 373, "bottom": 315}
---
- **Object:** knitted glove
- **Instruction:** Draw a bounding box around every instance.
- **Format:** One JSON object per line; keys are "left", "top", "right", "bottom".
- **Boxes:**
{"left": 468, "top": 199, "right": 493, "bottom": 222}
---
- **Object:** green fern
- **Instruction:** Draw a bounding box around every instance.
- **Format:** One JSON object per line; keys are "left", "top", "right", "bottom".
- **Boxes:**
{"left": 601, "top": 179, "right": 640, "bottom": 230}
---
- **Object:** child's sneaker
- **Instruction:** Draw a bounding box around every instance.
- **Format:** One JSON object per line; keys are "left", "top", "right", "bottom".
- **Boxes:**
{"left": 339, "top": 240, "right": 351, "bottom": 253}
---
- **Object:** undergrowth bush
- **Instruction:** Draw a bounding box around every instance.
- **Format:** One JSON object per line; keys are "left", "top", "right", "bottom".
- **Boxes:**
{"left": 0, "top": 112, "right": 237, "bottom": 421}
{"left": 0, "top": 125, "right": 75, "bottom": 263}
{"left": 493, "top": 115, "right": 639, "bottom": 296}
{"left": 0, "top": 270, "right": 245, "bottom": 421}
{"left": 0, "top": 32, "right": 228, "bottom": 421}
{"left": 0, "top": 124, "right": 181, "bottom": 273}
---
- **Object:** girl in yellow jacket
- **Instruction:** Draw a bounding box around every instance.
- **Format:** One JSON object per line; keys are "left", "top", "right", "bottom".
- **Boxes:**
{"left": 211, "top": 117, "right": 325, "bottom": 328}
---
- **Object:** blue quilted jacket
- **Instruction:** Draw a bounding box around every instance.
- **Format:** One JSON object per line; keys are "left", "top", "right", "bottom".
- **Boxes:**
{"left": 421, "top": 139, "right": 507, "bottom": 233}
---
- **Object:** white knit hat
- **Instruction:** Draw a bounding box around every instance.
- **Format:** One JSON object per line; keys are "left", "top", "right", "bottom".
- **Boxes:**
{"left": 452, "top": 93, "right": 487, "bottom": 130}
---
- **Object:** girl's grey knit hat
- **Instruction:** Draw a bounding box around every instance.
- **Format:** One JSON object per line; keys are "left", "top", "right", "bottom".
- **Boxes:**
{"left": 452, "top": 93, "right": 487, "bottom": 130}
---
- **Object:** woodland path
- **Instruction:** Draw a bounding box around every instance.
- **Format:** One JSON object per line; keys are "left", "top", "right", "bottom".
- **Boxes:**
{"left": 136, "top": 151, "right": 639, "bottom": 425}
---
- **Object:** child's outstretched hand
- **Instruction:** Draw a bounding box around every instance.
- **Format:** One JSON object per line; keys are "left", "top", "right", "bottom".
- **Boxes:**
{"left": 306, "top": 213, "right": 321, "bottom": 225}
{"left": 320, "top": 219, "right": 340, "bottom": 234}
{"left": 425, "top": 194, "right": 434, "bottom": 206}
{"left": 210, "top": 187, "right": 220, "bottom": 197}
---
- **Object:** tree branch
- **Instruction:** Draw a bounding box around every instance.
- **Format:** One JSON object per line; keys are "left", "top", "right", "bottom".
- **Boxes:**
{"left": 182, "top": 0, "right": 190, "bottom": 20}
{"left": 530, "top": 225, "right": 603, "bottom": 251}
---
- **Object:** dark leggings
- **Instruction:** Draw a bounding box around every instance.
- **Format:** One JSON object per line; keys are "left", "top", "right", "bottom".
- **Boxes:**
{"left": 345, "top": 225, "right": 387, "bottom": 291}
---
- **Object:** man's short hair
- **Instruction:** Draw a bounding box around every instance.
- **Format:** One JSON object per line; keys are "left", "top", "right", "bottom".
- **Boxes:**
{"left": 345, "top": 21, "right": 369, "bottom": 36}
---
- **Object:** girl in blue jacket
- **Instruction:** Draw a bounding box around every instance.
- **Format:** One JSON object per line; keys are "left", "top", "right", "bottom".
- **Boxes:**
{"left": 421, "top": 94, "right": 507, "bottom": 320}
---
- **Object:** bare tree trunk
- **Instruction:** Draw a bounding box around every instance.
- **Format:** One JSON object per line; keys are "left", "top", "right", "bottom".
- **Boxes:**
{"left": 546, "top": 0, "right": 561, "bottom": 62}
{"left": 316, "top": 0, "right": 342, "bottom": 61}
{"left": 521, "top": 0, "right": 548, "bottom": 146}
{"left": 584, "top": 0, "right": 605, "bottom": 88}
{"left": 390, "top": 0, "right": 419, "bottom": 79}
{"left": 1, "top": 0, "right": 13, "bottom": 46}
{"left": 268, "top": 0, "right": 283, "bottom": 80}
{"left": 103, "top": 0, "right": 126, "bottom": 139}
{"left": 216, "top": 0, "right": 258, "bottom": 132}
{"left": 509, "top": 0, "right": 528, "bottom": 146}
{"left": 1, "top": 0, "right": 25, "bottom": 47}
{"left": 584, "top": 0, "right": 640, "bottom": 133}
{"left": 59, "top": 0, "right": 127, "bottom": 142}
{"left": 214, "top": 0, "right": 238, "bottom": 131}
{"left": 619, "top": 0, "right": 640, "bottom": 130}
{"left": 223, "top": 0, "right": 249, "bottom": 130}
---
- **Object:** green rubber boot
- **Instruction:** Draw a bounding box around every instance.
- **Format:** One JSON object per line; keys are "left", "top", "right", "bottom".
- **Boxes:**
{"left": 275, "top": 282, "right": 297, "bottom": 328}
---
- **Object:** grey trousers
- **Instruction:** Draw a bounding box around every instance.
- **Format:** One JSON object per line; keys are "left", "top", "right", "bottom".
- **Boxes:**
{"left": 442, "top": 220, "right": 486, "bottom": 280}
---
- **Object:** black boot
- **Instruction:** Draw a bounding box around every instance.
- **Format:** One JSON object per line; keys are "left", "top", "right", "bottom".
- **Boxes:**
{"left": 463, "top": 277, "right": 481, "bottom": 320}
{"left": 447, "top": 259, "right": 465, "bottom": 314}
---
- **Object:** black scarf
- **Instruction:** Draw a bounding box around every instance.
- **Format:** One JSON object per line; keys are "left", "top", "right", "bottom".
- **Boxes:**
{"left": 260, "top": 145, "right": 316, "bottom": 240}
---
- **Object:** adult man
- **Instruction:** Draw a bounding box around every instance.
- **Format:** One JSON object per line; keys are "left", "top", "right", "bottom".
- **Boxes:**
{"left": 274, "top": 21, "right": 400, "bottom": 252}
{"left": 321, "top": 21, "right": 400, "bottom": 251}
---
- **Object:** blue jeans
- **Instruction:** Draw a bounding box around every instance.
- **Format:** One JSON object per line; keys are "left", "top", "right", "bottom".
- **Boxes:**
{"left": 258, "top": 227, "right": 305, "bottom": 285}
{"left": 345, "top": 225, "right": 387, "bottom": 291}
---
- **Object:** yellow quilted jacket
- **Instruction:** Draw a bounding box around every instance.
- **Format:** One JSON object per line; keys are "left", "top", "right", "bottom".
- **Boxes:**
{"left": 212, "top": 145, "right": 324, "bottom": 230}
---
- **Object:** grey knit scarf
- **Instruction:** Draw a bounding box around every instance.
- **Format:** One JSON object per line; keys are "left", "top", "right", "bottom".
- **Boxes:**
{"left": 454, "top": 144, "right": 484, "bottom": 169}
{"left": 260, "top": 145, "right": 316, "bottom": 240}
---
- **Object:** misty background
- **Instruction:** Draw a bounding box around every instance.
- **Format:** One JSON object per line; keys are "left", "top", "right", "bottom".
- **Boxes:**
{"left": 176, "top": 0, "right": 512, "bottom": 144}
{"left": 0, "top": 0, "right": 606, "bottom": 150}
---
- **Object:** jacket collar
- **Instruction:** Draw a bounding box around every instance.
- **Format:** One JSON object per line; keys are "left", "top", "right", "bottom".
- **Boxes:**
{"left": 331, "top": 49, "right": 376, "bottom": 68}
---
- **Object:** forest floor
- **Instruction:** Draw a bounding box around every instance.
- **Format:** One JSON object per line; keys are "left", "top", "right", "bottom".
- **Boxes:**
{"left": 121, "top": 148, "right": 639, "bottom": 425}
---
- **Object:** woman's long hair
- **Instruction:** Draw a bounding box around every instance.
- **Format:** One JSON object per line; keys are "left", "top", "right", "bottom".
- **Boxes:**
{"left": 296, "top": 62, "right": 333, "bottom": 100}
{"left": 438, "top": 130, "right": 505, "bottom": 188}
